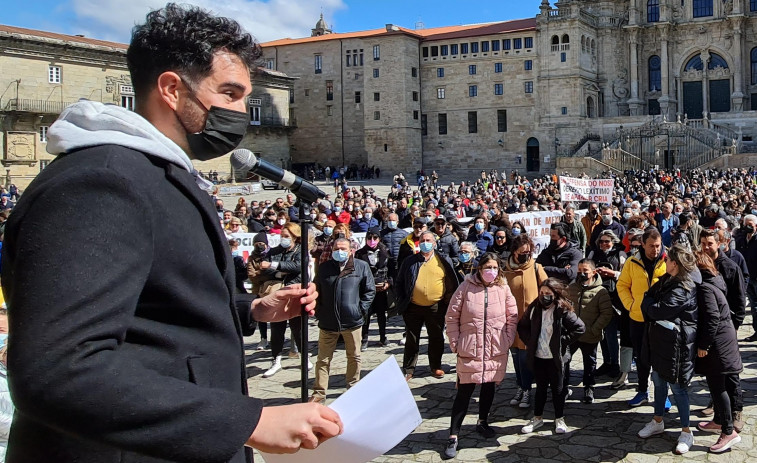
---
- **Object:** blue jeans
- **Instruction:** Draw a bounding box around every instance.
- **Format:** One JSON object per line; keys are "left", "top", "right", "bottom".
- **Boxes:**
{"left": 599, "top": 313, "right": 619, "bottom": 366}
{"left": 748, "top": 279, "right": 757, "bottom": 332}
{"left": 510, "top": 348, "right": 533, "bottom": 391}
{"left": 651, "top": 371, "right": 690, "bottom": 428}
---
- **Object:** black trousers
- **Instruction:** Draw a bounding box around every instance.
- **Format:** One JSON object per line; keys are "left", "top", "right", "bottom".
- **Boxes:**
{"left": 563, "top": 341, "right": 598, "bottom": 391}
{"left": 402, "top": 302, "right": 446, "bottom": 374}
{"left": 270, "top": 316, "right": 303, "bottom": 358}
{"left": 707, "top": 374, "right": 738, "bottom": 435}
{"left": 361, "top": 290, "right": 388, "bottom": 342}
{"left": 629, "top": 320, "right": 651, "bottom": 393}
{"left": 449, "top": 381, "right": 496, "bottom": 435}
{"left": 534, "top": 357, "right": 565, "bottom": 419}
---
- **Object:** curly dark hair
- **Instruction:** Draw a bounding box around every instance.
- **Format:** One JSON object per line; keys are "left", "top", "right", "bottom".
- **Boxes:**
{"left": 127, "top": 3, "right": 262, "bottom": 98}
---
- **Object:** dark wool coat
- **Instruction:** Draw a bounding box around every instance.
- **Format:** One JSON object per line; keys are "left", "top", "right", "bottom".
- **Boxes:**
{"left": 695, "top": 271, "right": 743, "bottom": 376}
{"left": 517, "top": 302, "right": 586, "bottom": 372}
{"left": 1, "top": 146, "right": 260, "bottom": 463}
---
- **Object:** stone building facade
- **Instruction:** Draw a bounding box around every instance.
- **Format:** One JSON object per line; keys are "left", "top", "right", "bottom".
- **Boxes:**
{"left": 0, "top": 25, "right": 295, "bottom": 188}
{"left": 262, "top": 0, "right": 757, "bottom": 177}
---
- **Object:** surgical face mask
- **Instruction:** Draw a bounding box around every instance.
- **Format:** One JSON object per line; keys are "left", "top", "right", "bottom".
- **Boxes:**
{"left": 419, "top": 241, "right": 434, "bottom": 253}
{"left": 602, "top": 214, "right": 612, "bottom": 225}
{"left": 623, "top": 212, "right": 632, "bottom": 220}
{"left": 277, "top": 218, "right": 287, "bottom": 226}
{"left": 365, "top": 213, "right": 372, "bottom": 220}
{"left": 335, "top": 206, "right": 342, "bottom": 213}
{"left": 388, "top": 221, "right": 398, "bottom": 229}
{"left": 539, "top": 294, "right": 554, "bottom": 306}
{"left": 481, "top": 268, "right": 498, "bottom": 283}
{"left": 348, "top": 205, "right": 354, "bottom": 211}
{"left": 332, "top": 249, "right": 349, "bottom": 262}
{"left": 459, "top": 252, "right": 472, "bottom": 263}
{"left": 323, "top": 226, "right": 334, "bottom": 236}
{"left": 279, "top": 238, "right": 292, "bottom": 248}
{"left": 413, "top": 210, "right": 421, "bottom": 217}
{"left": 475, "top": 222, "right": 484, "bottom": 231}
{"left": 178, "top": 82, "right": 249, "bottom": 160}
{"left": 512, "top": 228, "right": 521, "bottom": 236}
{"left": 367, "top": 238, "right": 379, "bottom": 248}
{"left": 223, "top": 218, "right": 231, "bottom": 224}
{"left": 719, "top": 243, "right": 726, "bottom": 252}
{"left": 746, "top": 225, "right": 755, "bottom": 234}
{"left": 231, "top": 250, "right": 241, "bottom": 258}
{"left": 310, "top": 213, "right": 317, "bottom": 220}
{"left": 356, "top": 214, "right": 363, "bottom": 220}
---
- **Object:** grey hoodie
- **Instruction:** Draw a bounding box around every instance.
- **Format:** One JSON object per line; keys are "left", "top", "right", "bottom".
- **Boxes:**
{"left": 47, "top": 100, "right": 195, "bottom": 174}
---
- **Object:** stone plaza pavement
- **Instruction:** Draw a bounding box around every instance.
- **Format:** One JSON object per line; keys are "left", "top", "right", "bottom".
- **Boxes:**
{"left": 245, "top": 315, "right": 757, "bottom": 463}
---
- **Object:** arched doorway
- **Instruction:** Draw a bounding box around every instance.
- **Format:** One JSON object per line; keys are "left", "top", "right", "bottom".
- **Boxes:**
{"left": 682, "top": 52, "right": 731, "bottom": 118}
{"left": 587, "top": 96, "right": 595, "bottom": 118}
{"left": 526, "top": 138, "right": 540, "bottom": 172}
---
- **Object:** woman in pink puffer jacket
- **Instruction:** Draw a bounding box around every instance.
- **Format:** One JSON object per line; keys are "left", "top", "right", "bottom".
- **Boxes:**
{"left": 442, "top": 252, "right": 518, "bottom": 460}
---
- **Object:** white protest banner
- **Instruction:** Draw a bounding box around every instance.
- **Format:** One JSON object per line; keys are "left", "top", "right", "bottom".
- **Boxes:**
{"left": 508, "top": 210, "right": 587, "bottom": 257}
{"left": 218, "top": 183, "right": 258, "bottom": 195}
{"left": 229, "top": 232, "right": 368, "bottom": 262}
{"left": 559, "top": 176, "right": 614, "bottom": 204}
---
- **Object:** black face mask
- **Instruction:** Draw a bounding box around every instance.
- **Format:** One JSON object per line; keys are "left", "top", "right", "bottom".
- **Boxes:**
{"left": 179, "top": 84, "right": 249, "bottom": 161}
{"left": 515, "top": 253, "right": 529, "bottom": 265}
{"left": 577, "top": 272, "right": 590, "bottom": 283}
{"left": 540, "top": 295, "right": 554, "bottom": 306}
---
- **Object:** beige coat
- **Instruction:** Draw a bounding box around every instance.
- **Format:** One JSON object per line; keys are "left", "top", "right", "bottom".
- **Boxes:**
{"left": 502, "top": 256, "right": 548, "bottom": 349}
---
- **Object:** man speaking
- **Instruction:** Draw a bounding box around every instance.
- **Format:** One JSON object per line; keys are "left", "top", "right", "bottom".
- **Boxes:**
{"left": 0, "top": 3, "right": 341, "bottom": 462}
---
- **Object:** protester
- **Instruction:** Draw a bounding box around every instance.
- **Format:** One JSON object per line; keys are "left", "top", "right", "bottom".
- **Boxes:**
{"left": 355, "top": 228, "right": 390, "bottom": 349}
{"left": 467, "top": 214, "right": 494, "bottom": 255}
{"left": 637, "top": 244, "right": 698, "bottom": 455}
{"left": 503, "top": 234, "right": 548, "bottom": 409}
{"left": 487, "top": 227, "right": 511, "bottom": 262}
{"left": 443, "top": 253, "right": 518, "bottom": 459}
{"left": 247, "top": 232, "right": 271, "bottom": 350}
{"left": 311, "top": 238, "right": 375, "bottom": 403}
{"left": 455, "top": 241, "right": 479, "bottom": 280}
{"left": 734, "top": 214, "right": 757, "bottom": 341}
{"left": 395, "top": 231, "right": 460, "bottom": 380}
{"left": 433, "top": 216, "right": 460, "bottom": 266}
{"left": 561, "top": 204, "right": 587, "bottom": 251}
{"left": 536, "top": 223, "right": 582, "bottom": 283}
{"left": 518, "top": 279, "right": 585, "bottom": 434}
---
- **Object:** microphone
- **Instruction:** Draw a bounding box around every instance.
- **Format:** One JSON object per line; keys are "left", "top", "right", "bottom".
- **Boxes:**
{"left": 230, "top": 149, "right": 326, "bottom": 203}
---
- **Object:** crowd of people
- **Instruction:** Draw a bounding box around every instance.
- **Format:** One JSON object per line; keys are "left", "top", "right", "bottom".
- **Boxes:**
{"left": 224, "top": 165, "right": 757, "bottom": 458}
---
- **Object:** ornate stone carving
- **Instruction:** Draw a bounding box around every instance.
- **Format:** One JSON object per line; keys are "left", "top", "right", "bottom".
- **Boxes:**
{"left": 105, "top": 75, "right": 132, "bottom": 94}
{"left": 5, "top": 132, "right": 35, "bottom": 161}
{"left": 613, "top": 69, "right": 629, "bottom": 99}
{"left": 695, "top": 25, "right": 711, "bottom": 48}
{"left": 724, "top": 0, "right": 734, "bottom": 15}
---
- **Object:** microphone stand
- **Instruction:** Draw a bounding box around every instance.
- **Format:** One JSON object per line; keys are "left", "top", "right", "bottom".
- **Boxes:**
{"left": 299, "top": 201, "right": 310, "bottom": 403}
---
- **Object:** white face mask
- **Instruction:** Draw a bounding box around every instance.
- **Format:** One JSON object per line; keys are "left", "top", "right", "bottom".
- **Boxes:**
{"left": 277, "top": 218, "right": 287, "bottom": 226}
{"left": 365, "top": 213, "right": 372, "bottom": 220}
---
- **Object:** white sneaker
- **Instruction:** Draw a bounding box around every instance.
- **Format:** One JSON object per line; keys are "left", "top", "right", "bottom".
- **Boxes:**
{"left": 399, "top": 336, "right": 406, "bottom": 346}
{"left": 256, "top": 339, "right": 269, "bottom": 350}
{"left": 510, "top": 387, "right": 524, "bottom": 406}
{"left": 555, "top": 417, "right": 568, "bottom": 434}
{"left": 519, "top": 390, "right": 532, "bottom": 409}
{"left": 307, "top": 360, "right": 313, "bottom": 370}
{"left": 262, "top": 356, "right": 282, "bottom": 378}
{"left": 675, "top": 430, "right": 694, "bottom": 455}
{"left": 638, "top": 419, "right": 665, "bottom": 438}
{"left": 521, "top": 417, "right": 544, "bottom": 434}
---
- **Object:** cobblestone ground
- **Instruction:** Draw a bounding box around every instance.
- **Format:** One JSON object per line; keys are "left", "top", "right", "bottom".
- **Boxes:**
{"left": 246, "top": 316, "right": 757, "bottom": 463}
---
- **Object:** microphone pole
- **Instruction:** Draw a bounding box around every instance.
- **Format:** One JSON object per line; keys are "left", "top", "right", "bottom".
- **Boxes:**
{"left": 299, "top": 201, "right": 309, "bottom": 403}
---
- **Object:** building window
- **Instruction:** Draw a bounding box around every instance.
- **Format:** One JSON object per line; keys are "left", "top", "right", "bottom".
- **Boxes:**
{"left": 437, "top": 88, "right": 446, "bottom": 99}
{"left": 494, "top": 62, "right": 503, "bottom": 73}
{"left": 411, "top": 67, "right": 417, "bottom": 77}
{"left": 374, "top": 111, "right": 381, "bottom": 120}
{"left": 648, "top": 98, "right": 661, "bottom": 115}
{"left": 431, "top": 46, "right": 439, "bottom": 57}
{"left": 497, "top": 110, "right": 507, "bottom": 132}
{"left": 413, "top": 110, "right": 419, "bottom": 120}
{"left": 39, "top": 125, "right": 49, "bottom": 143}
{"left": 494, "top": 84, "right": 503, "bottom": 95}
{"left": 648, "top": 0, "right": 660, "bottom": 22}
{"left": 514, "top": 38, "right": 522, "bottom": 49}
{"left": 438, "top": 113, "right": 447, "bottom": 135}
{"left": 461, "top": 43, "right": 469, "bottom": 54}
{"left": 437, "top": 67, "right": 445, "bottom": 78}
{"left": 289, "top": 88, "right": 294, "bottom": 104}
{"left": 693, "top": 0, "right": 713, "bottom": 17}
{"left": 373, "top": 68, "right": 379, "bottom": 78}
{"left": 411, "top": 91, "right": 418, "bottom": 102}
{"left": 561, "top": 106, "right": 568, "bottom": 115}
{"left": 360, "top": 50, "right": 364, "bottom": 65}
{"left": 120, "top": 85, "right": 135, "bottom": 111}
{"left": 451, "top": 44, "right": 459, "bottom": 55}
{"left": 503, "top": 39, "right": 511, "bottom": 50}
{"left": 40, "top": 159, "right": 51, "bottom": 172}
{"left": 492, "top": 40, "right": 500, "bottom": 52}
{"left": 469, "top": 65, "right": 477, "bottom": 75}
{"left": 346, "top": 52, "right": 351, "bottom": 67}
{"left": 326, "top": 81, "right": 334, "bottom": 100}
{"left": 752, "top": 0, "right": 757, "bottom": 11}
{"left": 468, "top": 111, "right": 477, "bottom": 134}
{"left": 314, "top": 55, "right": 322, "bottom": 73}
{"left": 304, "top": 89, "right": 310, "bottom": 97}
{"left": 373, "top": 45, "right": 380, "bottom": 60}
{"left": 469, "top": 85, "right": 478, "bottom": 97}
{"left": 48, "top": 65, "right": 61, "bottom": 83}
{"left": 421, "top": 114, "right": 428, "bottom": 135}
{"left": 649, "top": 55, "right": 662, "bottom": 91}
{"left": 525, "top": 81, "right": 533, "bottom": 93}
{"left": 327, "top": 106, "right": 333, "bottom": 116}
{"left": 481, "top": 41, "right": 489, "bottom": 53}
{"left": 423, "top": 47, "right": 429, "bottom": 58}
{"left": 561, "top": 52, "right": 566, "bottom": 62}
{"left": 525, "top": 37, "right": 533, "bottom": 48}
{"left": 471, "top": 42, "right": 479, "bottom": 53}
{"left": 355, "top": 91, "right": 362, "bottom": 103}
{"left": 525, "top": 60, "right": 533, "bottom": 70}
{"left": 441, "top": 45, "right": 449, "bottom": 56}
{"left": 265, "top": 58, "right": 274, "bottom": 69}
{"left": 751, "top": 48, "right": 757, "bottom": 84}
{"left": 373, "top": 92, "right": 380, "bottom": 102}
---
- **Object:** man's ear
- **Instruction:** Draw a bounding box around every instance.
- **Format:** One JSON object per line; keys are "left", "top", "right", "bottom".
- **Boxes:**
{"left": 156, "top": 71, "right": 183, "bottom": 111}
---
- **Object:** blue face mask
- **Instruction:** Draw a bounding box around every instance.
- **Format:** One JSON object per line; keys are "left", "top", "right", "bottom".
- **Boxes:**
{"left": 332, "top": 249, "right": 349, "bottom": 262}
{"left": 279, "top": 238, "right": 292, "bottom": 248}
{"left": 419, "top": 241, "right": 434, "bottom": 253}
{"left": 231, "top": 250, "right": 241, "bottom": 258}
{"left": 512, "top": 228, "right": 521, "bottom": 236}
{"left": 475, "top": 222, "right": 484, "bottom": 231}
{"left": 459, "top": 252, "right": 472, "bottom": 263}
{"left": 323, "top": 227, "right": 334, "bottom": 236}
{"left": 388, "top": 221, "right": 398, "bottom": 229}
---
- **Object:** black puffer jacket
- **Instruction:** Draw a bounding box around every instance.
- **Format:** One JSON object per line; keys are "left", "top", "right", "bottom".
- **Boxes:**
{"left": 641, "top": 272, "right": 699, "bottom": 386}
{"left": 380, "top": 227, "right": 408, "bottom": 274}
{"left": 694, "top": 270, "right": 743, "bottom": 376}
{"left": 436, "top": 229, "right": 461, "bottom": 266}
{"left": 517, "top": 301, "right": 586, "bottom": 372}
{"left": 714, "top": 250, "right": 746, "bottom": 329}
{"left": 536, "top": 242, "right": 582, "bottom": 283}
{"left": 315, "top": 256, "right": 376, "bottom": 332}
{"left": 263, "top": 243, "right": 301, "bottom": 285}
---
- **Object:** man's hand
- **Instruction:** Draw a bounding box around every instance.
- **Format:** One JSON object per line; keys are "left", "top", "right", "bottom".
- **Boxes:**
{"left": 260, "top": 261, "right": 272, "bottom": 270}
{"left": 247, "top": 403, "right": 343, "bottom": 454}
{"left": 252, "top": 282, "right": 318, "bottom": 323}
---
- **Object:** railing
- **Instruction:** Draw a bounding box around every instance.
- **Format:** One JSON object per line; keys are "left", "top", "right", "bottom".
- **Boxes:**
{"left": 710, "top": 122, "right": 740, "bottom": 145}
{"left": 567, "top": 133, "right": 601, "bottom": 156}
{"left": 260, "top": 116, "right": 296, "bottom": 128}
{"left": 597, "top": 148, "right": 655, "bottom": 172}
{"left": 579, "top": 10, "right": 598, "bottom": 27}
{"left": 4, "top": 98, "right": 78, "bottom": 114}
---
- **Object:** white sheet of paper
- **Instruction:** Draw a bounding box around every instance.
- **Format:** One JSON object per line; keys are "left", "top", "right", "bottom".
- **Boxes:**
{"left": 260, "top": 356, "right": 422, "bottom": 463}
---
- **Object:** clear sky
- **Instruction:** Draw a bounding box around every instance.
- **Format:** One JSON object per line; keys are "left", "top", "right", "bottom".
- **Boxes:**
{"left": 2, "top": 0, "right": 544, "bottom": 44}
